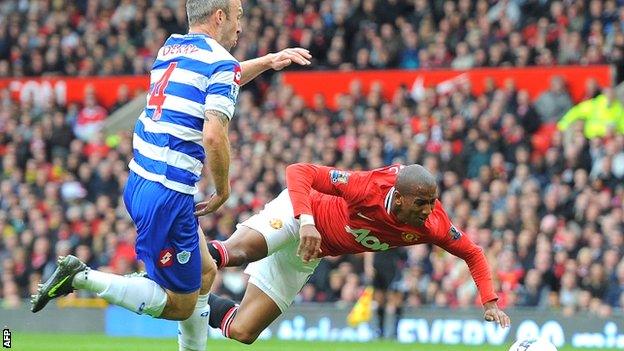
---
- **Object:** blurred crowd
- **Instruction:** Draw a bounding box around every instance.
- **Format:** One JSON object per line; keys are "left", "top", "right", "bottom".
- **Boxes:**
{"left": 0, "top": 0, "right": 624, "bottom": 320}
{"left": 0, "top": 0, "right": 623, "bottom": 77}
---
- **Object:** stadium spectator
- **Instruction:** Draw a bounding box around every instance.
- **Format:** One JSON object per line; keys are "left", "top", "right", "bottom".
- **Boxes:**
{"left": 73, "top": 91, "right": 108, "bottom": 141}
{"left": 605, "top": 261, "right": 624, "bottom": 308}
{"left": 110, "top": 85, "right": 131, "bottom": 114}
{"left": 557, "top": 87, "right": 624, "bottom": 138}
{"left": 516, "top": 269, "right": 548, "bottom": 307}
{"left": 534, "top": 76, "right": 573, "bottom": 124}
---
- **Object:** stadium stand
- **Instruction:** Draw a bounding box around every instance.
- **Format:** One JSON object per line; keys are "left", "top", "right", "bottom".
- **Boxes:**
{"left": 0, "top": 0, "right": 623, "bottom": 320}
{"left": 0, "top": 0, "right": 623, "bottom": 76}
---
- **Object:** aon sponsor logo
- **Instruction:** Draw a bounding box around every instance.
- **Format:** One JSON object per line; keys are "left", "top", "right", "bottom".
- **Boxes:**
{"left": 345, "top": 226, "right": 390, "bottom": 251}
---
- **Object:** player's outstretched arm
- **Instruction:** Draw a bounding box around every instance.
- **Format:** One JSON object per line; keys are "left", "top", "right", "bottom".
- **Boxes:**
{"left": 483, "top": 300, "right": 511, "bottom": 328}
{"left": 239, "top": 47, "right": 311, "bottom": 86}
{"left": 433, "top": 219, "right": 511, "bottom": 328}
{"left": 195, "top": 110, "right": 231, "bottom": 216}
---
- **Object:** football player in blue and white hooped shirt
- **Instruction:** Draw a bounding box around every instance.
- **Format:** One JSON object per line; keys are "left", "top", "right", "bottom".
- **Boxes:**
{"left": 31, "top": 1, "right": 311, "bottom": 350}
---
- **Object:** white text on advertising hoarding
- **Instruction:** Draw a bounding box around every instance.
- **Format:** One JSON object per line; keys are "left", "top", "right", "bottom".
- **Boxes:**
{"left": 8, "top": 80, "right": 67, "bottom": 107}
{"left": 397, "top": 319, "right": 509, "bottom": 345}
{"left": 398, "top": 319, "right": 624, "bottom": 348}
{"left": 208, "top": 315, "right": 624, "bottom": 348}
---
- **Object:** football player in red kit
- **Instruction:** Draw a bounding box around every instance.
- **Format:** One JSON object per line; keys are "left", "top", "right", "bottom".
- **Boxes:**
{"left": 205, "top": 163, "right": 511, "bottom": 344}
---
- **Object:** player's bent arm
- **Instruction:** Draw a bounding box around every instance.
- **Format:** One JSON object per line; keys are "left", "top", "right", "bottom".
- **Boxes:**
{"left": 202, "top": 110, "right": 231, "bottom": 205}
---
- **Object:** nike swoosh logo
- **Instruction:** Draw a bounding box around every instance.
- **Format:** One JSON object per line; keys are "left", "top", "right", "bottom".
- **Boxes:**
{"left": 48, "top": 275, "right": 71, "bottom": 298}
{"left": 357, "top": 212, "right": 375, "bottom": 221}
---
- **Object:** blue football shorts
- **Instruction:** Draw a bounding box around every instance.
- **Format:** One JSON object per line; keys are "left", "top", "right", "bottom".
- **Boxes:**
{"left": 123, "top": 171, "right": 201, "bottom": 293}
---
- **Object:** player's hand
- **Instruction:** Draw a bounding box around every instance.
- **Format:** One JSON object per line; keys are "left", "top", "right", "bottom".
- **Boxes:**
{"left": 268, "top": 48, "right": 312, "bottom": 71}
{"left": 297, "top": 224, "right": 322, "bottom": 263}
{"left": 483, "top": 301, "right": 511, "bottom": 328}
{"left": 194, "top": 191, "right": 229, "bottom": 217}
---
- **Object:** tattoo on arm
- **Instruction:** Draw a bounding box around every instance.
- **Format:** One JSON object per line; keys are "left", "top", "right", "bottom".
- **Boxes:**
{"left": 205, "top": 110, "right": 230, "bottom": 127}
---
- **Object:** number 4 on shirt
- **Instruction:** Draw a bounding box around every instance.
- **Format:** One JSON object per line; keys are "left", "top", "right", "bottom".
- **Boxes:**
{"left": 148, "top": 62, "right": 177, "bottom": 121}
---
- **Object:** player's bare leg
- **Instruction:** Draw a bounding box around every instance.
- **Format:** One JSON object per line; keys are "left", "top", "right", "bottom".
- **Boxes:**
{"left": 228, "top": 283, "right": 282, "bottom": 344}
{"left": 209, "top": 282, "right": 282, "bottom": 344}
{"left": 206, "top": 226, "right": 285, "bottom": 344}
{"left": 177, "top": 229, "right": 216, "bottom": 351}
{"left": 208, "top": 225, "right": 268, "bottom": 268}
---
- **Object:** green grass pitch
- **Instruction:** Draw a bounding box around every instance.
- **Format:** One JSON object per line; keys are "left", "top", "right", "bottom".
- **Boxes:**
{"left": 11, "top": 333, "right": 613, "bottom": 351}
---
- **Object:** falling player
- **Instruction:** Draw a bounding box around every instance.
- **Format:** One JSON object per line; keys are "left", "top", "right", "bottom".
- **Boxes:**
{"left": 206, "top": 163, "right": 511, "bottom": 344}
{"left": 30, "top": 1, "right": 311, "bottom": 351}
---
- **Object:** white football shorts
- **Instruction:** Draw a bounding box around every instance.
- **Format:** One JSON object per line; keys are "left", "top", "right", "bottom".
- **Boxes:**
{"left": 241, "top": 189, "right": 320, "bottom": 312}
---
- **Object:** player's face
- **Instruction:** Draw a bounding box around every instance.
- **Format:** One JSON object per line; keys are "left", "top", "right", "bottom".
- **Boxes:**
{"left": 222, "top": 0, "right": 243, "bottom": 50}
{"left": 393, "top": 186, "right": 437, "bottom": 227}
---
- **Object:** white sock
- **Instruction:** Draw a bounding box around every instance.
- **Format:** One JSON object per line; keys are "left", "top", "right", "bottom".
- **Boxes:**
{"left": 178, "top": 294, "right": 210, "bottom": 351}
{"left": 73, "top": 269, "right": 108, "bottom": 293}
{"left": 73, "top": 269, "right": 167, "bottom": 317}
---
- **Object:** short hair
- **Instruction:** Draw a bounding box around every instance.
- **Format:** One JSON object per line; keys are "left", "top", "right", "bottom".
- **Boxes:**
{"left": 186, "top": 0, "right": 230, "bottom": 26}
{"left": 396, "top": 164, "right": 437, "bottom": 195}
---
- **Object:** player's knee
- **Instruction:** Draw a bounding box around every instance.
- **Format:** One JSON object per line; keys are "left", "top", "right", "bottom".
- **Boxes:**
{"left": 229, "top": 324, "right": 259, "bottom": 345}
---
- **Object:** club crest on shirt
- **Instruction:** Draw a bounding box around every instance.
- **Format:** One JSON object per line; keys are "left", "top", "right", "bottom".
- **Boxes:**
{"left": 233, "top": 65, "right": 242, "bottom": 85}
{"left": 449, "top": 225, "right": 462, "bottom": 240}
{"left": 401, "top": 232, "right": 420, "bottom": 242}
{"left": 329, "top": 169, "right": 350, "bottom": 184}
{"left": 269, "top": 218, "right": 283, "bottom": 229}
{"left": 177, "top": 250, "right": 191, "bottom": 264}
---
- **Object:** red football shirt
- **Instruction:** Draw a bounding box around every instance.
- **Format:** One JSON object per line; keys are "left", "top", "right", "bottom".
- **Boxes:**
{"left": 286, "top": 163, "right": 498, "bottom": 305}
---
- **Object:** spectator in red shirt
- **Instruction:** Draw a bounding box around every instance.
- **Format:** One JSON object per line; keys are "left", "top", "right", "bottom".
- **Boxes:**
{"left": 73, "top": 92, "right": 107, "bottom": 141}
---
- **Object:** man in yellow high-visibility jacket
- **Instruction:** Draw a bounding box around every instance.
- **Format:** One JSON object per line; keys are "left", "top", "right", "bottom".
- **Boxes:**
{"left": 557, "top": 87, "right": 624, "bottom": 138}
